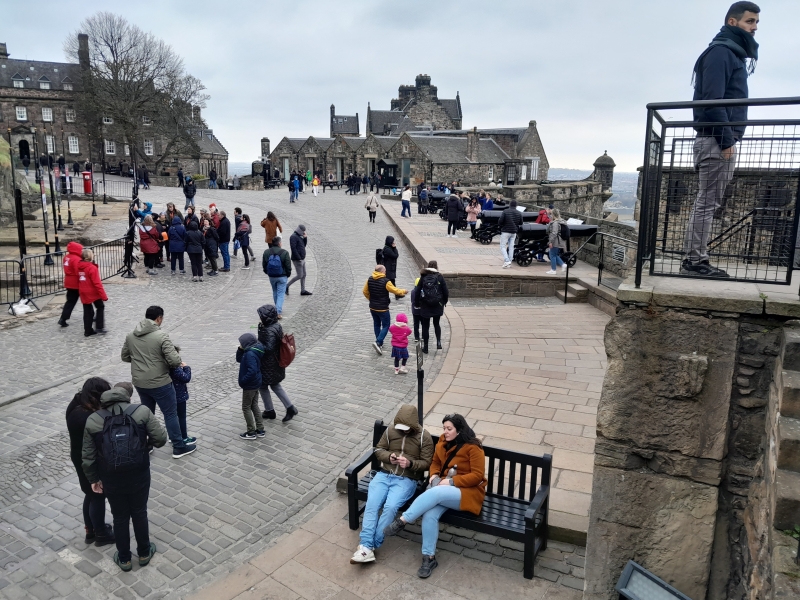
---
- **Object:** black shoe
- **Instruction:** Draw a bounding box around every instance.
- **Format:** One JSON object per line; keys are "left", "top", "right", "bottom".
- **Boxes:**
{"left": 282, "top": 406, "right": 298, "bottom": 423}
{"left": 58, "top": 319, "right": 68, "bottom": 328}
{"left": 172, "top": 444, "right": 197, "bottom": 459}
{"left": 94, "top": 524, "right": 116, "bottom": 547}
{"left": 96, "top": 328, "right": 107, "bottom": 335}
{"left": 680, "top": 259, "right": 729, "bottom": 278}
{"left": 84, "top": 330, "right": 97, "bottom": 337}
{"left": 422, "top": 342, "right": 428, "bottom": 354}
{"left": 114, "top": 552, "right": 132, "bottom": 572}
{"left": 256, "top": 429, "right": 266, "bottom": 438}
{"left": 383, "top": 517, "right": 405, "bottom": 538}
{"left": 239, "top": 431, "right": 257, "bottom": 440}
{"left": 262, "top": 410, "right": 277, "bottom": 420}
{"left": 138, "top": 542, "right": 157, "bottom": 567}
{"left": 417, "top": 555, "right": 438, "bottom": 579}
{"left": 301, "top": 290, "right": 313, "bottom": 296}
{"left": 436, "top": 341, "right": 442, "bottom": 350}
{"left": 84, "top": 527, "right": 95, "bottom": 543}
{"left": 285, "top": 288, "right": 289, "bottom": 296}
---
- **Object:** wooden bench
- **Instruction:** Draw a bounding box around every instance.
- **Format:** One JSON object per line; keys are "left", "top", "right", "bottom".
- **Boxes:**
{"left": 345, "top": 420, "right": 551, "bottom": 579}
{"left": 322, "top": 180, "right": 344, "bottom": 192}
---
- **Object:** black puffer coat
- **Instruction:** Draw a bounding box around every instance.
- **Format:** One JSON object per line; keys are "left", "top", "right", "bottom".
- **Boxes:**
{"left": 185, "top": 221, "right": 205, "bottom": 254}
{"left": 446, "top": 196, "right": 462, "bottom": 222}
{"left": 382, "top": 236, "right": 398, "bottom": 280}
{"left": 413, "top": 267, "right": 449, "bottom": 318}
{"left": 257, "top": 304, "right": 285, "bottom": 385}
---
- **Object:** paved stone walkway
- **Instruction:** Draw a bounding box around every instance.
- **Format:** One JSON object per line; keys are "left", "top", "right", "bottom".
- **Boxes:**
{"left": 0, "top": 186, "right": 449, "bottom": 599}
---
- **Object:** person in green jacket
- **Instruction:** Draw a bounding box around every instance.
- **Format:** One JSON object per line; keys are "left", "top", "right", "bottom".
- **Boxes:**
{"left": 82, "top": 385, "right": 167, "bottom": 572}
{"left": 121, "top": 305, "right": 196, "bottom": 458}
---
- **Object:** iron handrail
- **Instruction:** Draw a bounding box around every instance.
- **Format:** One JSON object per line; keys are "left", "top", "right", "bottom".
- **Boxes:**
{"left": 646, "top": 96, "right": 800, "bottom": 110}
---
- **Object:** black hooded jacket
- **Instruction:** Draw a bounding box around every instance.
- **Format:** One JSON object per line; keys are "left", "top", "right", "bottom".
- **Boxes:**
{"left": 382, "top": 236, "right": 398, "bottom": 280}
{"left": 185, "top": 221, "right": 206, "bottom": 254}
{"left": 257, "top": 305, "right": 285, "bottom": 385}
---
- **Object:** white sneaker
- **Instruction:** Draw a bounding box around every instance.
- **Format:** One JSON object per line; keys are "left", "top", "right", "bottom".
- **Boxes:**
{"left": 545, "top": 270, "right": 557, "bottom": 275}
{"left": 350, "top": 545, "right": 375, "bottom": 564}
{"left": 502, "top": 262, "right": 511, "bottom": 269}
{"left": 399, "top": 366, "right": 409, "bottom": 374}
{"left": 561, "top": 264, "right": 568, "bottom": 271}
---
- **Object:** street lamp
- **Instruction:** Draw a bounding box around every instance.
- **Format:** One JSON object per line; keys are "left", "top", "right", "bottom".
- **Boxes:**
{"left": 43, "top": 123, "right": 63, "bottom": 252}
{"left": 31, "top": 126, "right": 54, "bottom": 265}
{"left": 416, "top": 340, "right": 425, "bottom": 425}
{"left": 61, "top": 127, "right": 73, "bottom": 225}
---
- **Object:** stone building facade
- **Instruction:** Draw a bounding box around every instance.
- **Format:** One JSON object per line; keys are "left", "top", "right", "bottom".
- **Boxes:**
{"left": 329, "top": 105, "right": 359, "bottom": 138}
{"left": 366, "top": 74, "right": 462, "bottom": 135}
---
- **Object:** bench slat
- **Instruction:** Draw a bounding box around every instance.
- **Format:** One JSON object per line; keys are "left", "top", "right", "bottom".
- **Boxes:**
{"left": 498, "top": 460, "right": 506, "bottom": 496}
{"left": 519, "top": 464, "right": 528, "bottom": 501}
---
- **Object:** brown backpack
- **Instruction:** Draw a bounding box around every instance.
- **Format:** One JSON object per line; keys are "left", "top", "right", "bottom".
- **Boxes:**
{"left": 278, "top": 333, "right": 295, "bottom": 368}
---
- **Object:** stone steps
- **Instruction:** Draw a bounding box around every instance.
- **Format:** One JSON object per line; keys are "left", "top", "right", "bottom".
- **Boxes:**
{"left": 555, "top": 282, "right": 588, "bottom": 304}
{"left": 778, "top": 416, "right": 800, "bottom": 473}
{"left": 776, "top": 368, "right": 800, "bottom": 530}
{"left": 775, "top": 469, "right": 800, "bottom": 530}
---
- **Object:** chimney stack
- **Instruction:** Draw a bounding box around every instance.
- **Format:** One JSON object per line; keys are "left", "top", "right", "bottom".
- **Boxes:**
{"left": 261, "top": 137, "right": 271, "bottom": 159}
{"left": 192, "top": 106, "right": 201, "bottom": 122}
{"left": 467, "top": 127, "right": 479, "bottom": 163}
{"left": 78, "top": 34, "right": 89, "bottom": 70}
{"left": 0, "top": 43, "right": 9, "bottom": 60}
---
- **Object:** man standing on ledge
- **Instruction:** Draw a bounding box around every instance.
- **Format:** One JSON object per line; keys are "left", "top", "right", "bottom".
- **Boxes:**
{"left": 682, "top": 1, "right": 760, "bottom": 278}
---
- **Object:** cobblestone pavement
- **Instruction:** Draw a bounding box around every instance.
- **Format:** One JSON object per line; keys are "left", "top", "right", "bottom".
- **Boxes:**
{"left": 0, "top": 186, "right": 450, "bottom": 598}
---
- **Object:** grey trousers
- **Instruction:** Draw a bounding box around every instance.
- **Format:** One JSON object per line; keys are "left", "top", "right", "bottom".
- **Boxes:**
{"left": 683, "top": 136, "right": 736, "bottom": 263}
{"left": 287, "top": 259, "right": 306, "bottom": 292}
{"left": 242, "top": 389, "right": 263, "bottom": 432}
{"left": 259, "top": 383, "right": 293, "bottom": 412}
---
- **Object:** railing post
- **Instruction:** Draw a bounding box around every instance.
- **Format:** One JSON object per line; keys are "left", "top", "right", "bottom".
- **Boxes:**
{"left": 634, "top": 108, "right": 655, "bottom": 289}
{"left": 416, "top": 340, "right": 424, "bottom": 426}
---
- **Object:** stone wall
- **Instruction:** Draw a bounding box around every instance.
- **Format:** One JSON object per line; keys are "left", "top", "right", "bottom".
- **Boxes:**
{"left": 446, "top": 274, "right": 562, "bottom": 298}
{"left": 509, "top": 181, "right": 607, "bottom": 220}
{"left": 432, "top": 163, "right": 506, "bottom": 187}
{"left": 584, "top": 300, "right": 797, "bottom": 600}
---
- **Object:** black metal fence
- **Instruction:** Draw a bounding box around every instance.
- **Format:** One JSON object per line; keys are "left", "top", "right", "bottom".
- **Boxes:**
{"left": 1, "top": 237, "right": 127, "bottom": 312}
{"left": 94, "top": 179, "right": 134, "bottom": 201}
{"left": 635, "top": 96, "right": 800, "bottom": 286}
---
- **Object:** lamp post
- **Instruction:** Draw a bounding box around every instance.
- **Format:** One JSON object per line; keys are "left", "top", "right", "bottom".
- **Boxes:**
{"left": 416, "top": 340, "right": 425, "bottom": 426}
{"left": 7, "top": 128, "right": 32, "bottom": 297}
{"left": 50, "top": 125, "right": 64, "bottom": 232}
{"left": 61, "top": 127, "right": 73, "bottom": 225}
{"left": 43, "top": 123, "right": 62, "bottom": 253}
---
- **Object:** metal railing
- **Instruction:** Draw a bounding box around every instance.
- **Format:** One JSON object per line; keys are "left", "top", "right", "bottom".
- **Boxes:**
{"left": 635, "top": 96, "right": 800, "bottom": 287}
{"left": 93, "top": 178, "right": 135, "bottom": 201}
{"left": 1, "top": 237, "right": 128, "bottom": 314}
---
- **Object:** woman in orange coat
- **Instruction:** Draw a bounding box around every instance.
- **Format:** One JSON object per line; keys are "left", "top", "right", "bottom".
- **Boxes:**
{"left": 77, "top": 249, "right": 108, "bottom": 337}
{"left": 260, "top": 211, "right": 282, "bottom": 244}
{"left": 383, "top": 413, "right": 486, "bottom": 579}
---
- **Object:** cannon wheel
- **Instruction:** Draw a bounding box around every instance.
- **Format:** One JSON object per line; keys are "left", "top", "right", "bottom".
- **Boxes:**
{"left": 516, "top": 252, "right": 533, "bottom": 267}
{"left": 439, "top": 209, "right": 446, "bottom": 220}
{"left": 479, "top": 232, "right": 493, "bottom": 245}
{"left": 458, "top": 220, "right": 469, "bottom": 230}
{"left": 563, "top": 252, "right": 577, "bottom": 268}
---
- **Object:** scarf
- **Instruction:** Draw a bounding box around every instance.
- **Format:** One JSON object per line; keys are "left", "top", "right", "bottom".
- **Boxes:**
{"left": 693, "top": 25, "right": 758, "bottom": 85}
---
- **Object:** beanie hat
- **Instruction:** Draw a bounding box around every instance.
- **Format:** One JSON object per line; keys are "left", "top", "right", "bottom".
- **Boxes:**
{"left": 396, "top": 313, "right": 408, "bottom": 323}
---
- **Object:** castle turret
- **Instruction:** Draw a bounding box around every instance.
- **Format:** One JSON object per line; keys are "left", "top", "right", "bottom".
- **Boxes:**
{"left": 592, "top": 151, "right": 616, "bottom": 191}
{"left": 261, "top": 137, "right": 270, "bottom": 160}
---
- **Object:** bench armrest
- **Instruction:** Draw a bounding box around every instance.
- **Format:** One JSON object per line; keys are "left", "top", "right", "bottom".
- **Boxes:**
{"left": 524, "top": 485, "right": 550, "bottom": 524}
{"left": 344, "top": 449, "right": 376, "bottom": 481}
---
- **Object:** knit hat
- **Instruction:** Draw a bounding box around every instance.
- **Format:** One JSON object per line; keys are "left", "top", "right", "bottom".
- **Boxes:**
{"left": 396, "top": 313, "right": 408, "bottom": 323}
{"left": 298, "top": 224, "right": 306, "bottom": 232}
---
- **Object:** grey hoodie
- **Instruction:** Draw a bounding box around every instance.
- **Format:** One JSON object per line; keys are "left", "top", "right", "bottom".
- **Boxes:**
{"left": 121, "top": 319, "right": 182, "bottom": 389}
{"left": 373, "top": 404, "right": 434, "bottom": 480}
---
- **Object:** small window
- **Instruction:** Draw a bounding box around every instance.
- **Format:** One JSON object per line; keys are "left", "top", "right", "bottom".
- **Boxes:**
{"left": 488, "top": 166, "right": 494, "bottom": 181}
{"left": 42, "top": 108, "right": 53, "bottom": 122}
{"left": 46, "top": 135, "right": 55, "bottom": 154}
{"left": 66, "top": 109, "right": 76, "bottom": 122}
{"left": 142, "top": 116, "right": 151, "bottom": 126}
{"left": 13, "top": 79, "right": 23, "bottom": 88}
{"left": 39, "top": 81, "right": 50, "bottom": 90}
{"left": 53, "top": 68, "right": 59, "bottom": 73}
{"left": 105, "top": 140, "right": 116, "bottom": 155}
{"left": 16, "top": 107, "right": 27, "bottom": 121}
{"left": 520, "top": 164, "right": 527, "bottom": 181}
{"left": 68, "top": 136, "right": 79, "bottom": 154}
{"left": 103, "top": 116, "right": 113, "bottom": 125}
{"left": 530, "top": 157, "right": 540, "bottom": 180}
{"left": 124, "top": 144, "right": 130, "bottom": 156}
{"left": 402, "top": 144, "right": 408, "bottom": 153}
{"left": 144, "top": 139, "right": 154, "bottom": 156}
{"left": 63, "top": 83, "right": 73, "bottom": 91}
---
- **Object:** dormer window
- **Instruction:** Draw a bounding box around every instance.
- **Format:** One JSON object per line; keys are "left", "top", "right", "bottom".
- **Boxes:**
{"left": 11, "top": 74, "right": 23, "bottom": 88}
{"left": 103, "top": 116, "right": 113, "bottom": 125}
{"left": 39, "top": 76, "right": 51, "bottom": 90}
{"left": 62, "top": 77, "right": 74, "bottom": 91}
{"left": 63, "top": 83, "right": 73, "bottom": 91}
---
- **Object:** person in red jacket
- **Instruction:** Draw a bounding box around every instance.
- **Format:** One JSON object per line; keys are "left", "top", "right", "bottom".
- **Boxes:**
{"left": 534, "top": 207, "right": 552, "bottom": 263}
{"left": 77, "top": 249, "right": 108, "bottom": 337}
{"left": 58, "top": 241, "right": 83, "bottom": 327}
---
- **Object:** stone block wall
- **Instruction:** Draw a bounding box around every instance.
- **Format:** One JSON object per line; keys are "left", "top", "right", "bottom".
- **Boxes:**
{"left": 584, "top": 303, "right": 795, "bottom": 600}
{"left": 445, "top": 274, "right": 560, "bottom": 298}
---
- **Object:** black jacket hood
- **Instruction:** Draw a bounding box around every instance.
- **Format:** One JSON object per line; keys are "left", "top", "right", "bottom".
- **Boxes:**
{"left": 257, "top": 304, "right": 278, "bottom": 326}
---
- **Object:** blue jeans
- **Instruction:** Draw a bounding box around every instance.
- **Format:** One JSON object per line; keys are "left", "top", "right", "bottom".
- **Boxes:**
{"left": 184, "top": 197, "right": 195, "bottom": 211}
{"left": 371, "top": 310, "right": 391, "bottom": 346}
{"left": 135, "top": 383, "right": 186, "bottom": 449}
{"left": 270, "top": 276, "right": 288, "bottom": 314}
{"left": 292, "top": 189, "right": 299, "bottom": 200}
{"left": 219, "top": 242, "right": 230, "bottom": 269}
{"left": 361, "top": 472, "right": 418, "bottom": 550}
{"left": 549, "top": 247, "right": 565, "bottom": 270}
{"left": 500, "top": 232, "right": 516, "bottom": 264}
{"left": 402, "top": 485, "right": 462, "bottom": 556}
{"left": 401, "top": 200, "right": 411, "bottom": 217}
{"left": 208, "top": 180, "right": 216, "bottom": 189}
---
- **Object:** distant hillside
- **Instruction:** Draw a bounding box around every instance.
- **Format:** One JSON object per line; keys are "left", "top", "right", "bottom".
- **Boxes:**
{"left": 549, "top": 168, "right": 638, "bottom": 210}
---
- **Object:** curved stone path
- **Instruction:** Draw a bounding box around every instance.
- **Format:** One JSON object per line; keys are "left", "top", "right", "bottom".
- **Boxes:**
{"left": 0, "top": 187, "right": 448, "bottom": 599}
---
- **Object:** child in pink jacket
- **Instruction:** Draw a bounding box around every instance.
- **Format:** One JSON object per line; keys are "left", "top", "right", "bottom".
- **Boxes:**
{"left": 389, "top": 313, "right": 412, "bottom": 375}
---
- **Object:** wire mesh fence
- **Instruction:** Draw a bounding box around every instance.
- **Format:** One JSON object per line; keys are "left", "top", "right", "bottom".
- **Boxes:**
{"left": 636, "top": 97, "right": 800, "bottom": 285}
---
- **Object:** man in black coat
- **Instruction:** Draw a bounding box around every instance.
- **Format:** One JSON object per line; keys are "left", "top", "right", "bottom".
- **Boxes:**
{"left": 381, "top": 236, "right": 401, "bottom": 300}
{"left": 445, "top": 194, "right": 462, "bottom": 238}
{"left": 286, "top": 225, "right": 311, "bottom": 296}
{"left": 498, "top": 199, "right": 523, "bottom": 268}
{"left": 217, "top": 211, "right": 231, "bottom": 271}
{"left": 256, "top": 304, "right": 298, "bottom": 422}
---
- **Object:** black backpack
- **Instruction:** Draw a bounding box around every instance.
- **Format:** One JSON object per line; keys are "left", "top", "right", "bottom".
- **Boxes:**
{"left": 419, "top": 274, "right": 443, "bottom": 307}
{"left": 96, "top": 405, "right": 148, "bottom": 474}
{"left": 375, "top": 248, "right": 384, "bottom": 265}
{"left": 559, "top": 222, "right": 571, "bottom": 241}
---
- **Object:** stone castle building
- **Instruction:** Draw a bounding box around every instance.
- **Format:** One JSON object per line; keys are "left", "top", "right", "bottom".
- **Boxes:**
{"left": 367, "top": 74, "right": 462, "bottom": 135}
{"left": 0, "top": 39, "right": 227, "bottom": 180}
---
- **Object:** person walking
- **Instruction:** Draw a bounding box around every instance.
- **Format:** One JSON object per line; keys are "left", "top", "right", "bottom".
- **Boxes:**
{"left": 312, "top": 175, "right": 320, "bottom": 196}
{"left": 58, "top": 241, "right": 83, "bottom": 327}
{"left": 203, "top": 218, "right": 220, "bottom": 276}
{"left": 183, "top": 176, "right": 197, "bottom": 210}
{"left": 383, "top": 414, "right": 487, "bottom": 579}
{"left": 81, "top": 385, "right": 167, "bottom": 572}
{"left": 177, "top": 168, "right": 184, "bottom": 189}
{"left": 389, "top": 313, "right": 412, "bottom": 375}
{"left": 498, "top": 199, "right": 523, "bottom": 268}
{"left": 121, "top": 305, "right": 196, "bottom": 458}
{"left": 350, "top": 404, "right": 433, "bottom": 564}
{"left": 413, "top": 260, "right": 448, "bottom": 353}
{"left": 167, "top": 216, "right": 187, "bottom": 275}
{"left": 208, "top": 168, "right": 217, "bottom": 189}
{"left": 681, "top": 1, "right": 760, "bottom": 278}
{"left": 546, "top": 208, "right": 568, "bottom": 275}
{"left": 23, "top": 155, "right": 30, "bottom": 175}
{"left": 306, "top": 169, "right": 313, "bottom": 192}
{"left": 256, "top": 304, "right": 299, "bottom": 422}
{"left": 78, "top": 249, "right": 108, "bottom": 337}
{"left": 363, "top": 265, "right": 407, "bottom": 355}
{"left": 185, "top": 221, "right": 205, "bottom": 282}
{"left": 169, "top": 363, "right": 196, "bottom": 445}
{"left": 260, "top": 211, "right": 283, "bottom": 246}
{"left": 138, "top": 216, "right": 162, "bottom": 276}
{"left": 466, "top": 197, "right": 481, "bottom": 239}
{"left": 445, "top": 193, "right": 461, "bottom": 238}
{"left": 400, "top": 185, "right": 412, "bottom": 218}
{"left": 66, "top": 377, "right": 115, "bottom": 547}
{"left": 234, "top": 214, "right": 252, "bottom": 269}
{"left": 218, "top": 210, "right": 231, "bottom": 272}
{"left": 291, "top": 176, "right": 300, "bottom": 202}
{"left": 365, "top": 192, "right": 379, "bottom": 223}
{"left": 263, "top": 236, "right": 291, "bottom": 318}
{"left": 381, "top": 236, "right": 399, "bottom": 295}
{"left": 233, "top": 208, "right": 243, "bottom": 258}
{"left": 236, "top": 333, "right": 266, "bottom": 440}
{"left": 362, "top": 174, "right": 369, "bottom": 194}
{"left": 286, "top": 225, "right": 312, "bottom": 296}
{"left": 233, "top": 173, "right": 240, "bottom": 190}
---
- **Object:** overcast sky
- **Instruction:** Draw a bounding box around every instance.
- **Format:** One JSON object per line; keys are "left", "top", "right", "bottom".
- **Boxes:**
{"left": 5, "top": 0, "right": 798, "bottom": 171}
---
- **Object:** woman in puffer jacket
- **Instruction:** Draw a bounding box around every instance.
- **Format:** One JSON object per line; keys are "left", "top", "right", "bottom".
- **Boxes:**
{"left": 185, "top": 220, "right": 206, "bottom": 282}
{"left": 168, "top": 216, "right": 187, "bottom": 274}
{"left": 256, "top": 304, "right": 298, "bottom": 423}
{"left": 77, "top": 249, "right": 108, "bottom": 337}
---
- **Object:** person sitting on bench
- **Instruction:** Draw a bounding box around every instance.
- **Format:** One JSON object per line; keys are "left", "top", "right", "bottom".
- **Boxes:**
{"left": 350, "top": 404, "right": 433, "bottom": 565}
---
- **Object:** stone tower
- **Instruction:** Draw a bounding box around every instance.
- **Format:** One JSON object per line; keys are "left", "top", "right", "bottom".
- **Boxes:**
{"left": 260, "top": 137, "right": 270, "bottom": 160}
{"left": 592, "top": 151, "right": 616, "bottom": 191}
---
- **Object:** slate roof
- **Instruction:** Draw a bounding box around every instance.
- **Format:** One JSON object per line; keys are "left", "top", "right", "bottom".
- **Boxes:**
{"left": 344, "top": 137, "right": 366, "bottom": 150}
{"left": 331, "top": 115, "right": 359, "bottom": 135}
{"left": 194, "top": 130, "right": 228, "bottom": 156}
{"left": 0, "top": 58, "right": 82, "bottom": 90}
{"left": 439, "top": 98, "right": 461, "bottom": 121}
{"left": 374, "top": 136, "right": 397, "bottom": 151}
{"left": 368, "top": 109, "right": 404, "bottom": 134}
{"left": 409, "top": 136, "right": 509, "bottom": 164}
{"left": 315, "top": 138, "right": 335, "bottom": 150}
{"left": 287, "top": 138, "right": 306, "bottom": 151}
